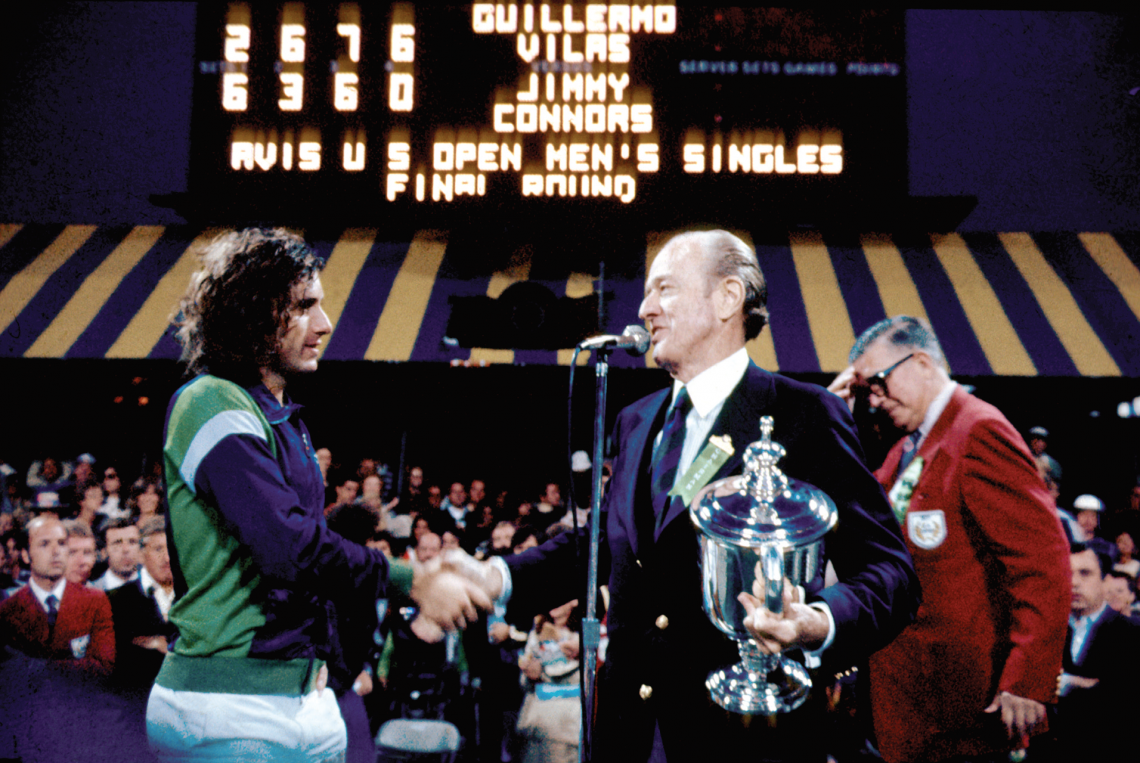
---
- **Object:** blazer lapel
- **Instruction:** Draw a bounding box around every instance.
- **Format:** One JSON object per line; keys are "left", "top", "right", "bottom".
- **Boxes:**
{"left": 654, "top": 363, "right": 775, "bottom": 540}
{"left": 911, "top": 386, "right": 966, "bottom": 481}
{"left": 623, "top": 388, "right": 671, "bottom": 559}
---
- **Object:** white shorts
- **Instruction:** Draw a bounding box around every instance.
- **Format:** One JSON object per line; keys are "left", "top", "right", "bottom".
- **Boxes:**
{"left": 146, "top": 683, "right": 347, "bottom": 763}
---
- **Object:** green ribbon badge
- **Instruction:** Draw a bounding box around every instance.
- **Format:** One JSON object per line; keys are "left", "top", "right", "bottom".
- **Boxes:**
{"left": 887, "top": 456, "right": 924, "bottom": 525}
{"left": 669, "top": 434, "right": 734, "bottom": 507}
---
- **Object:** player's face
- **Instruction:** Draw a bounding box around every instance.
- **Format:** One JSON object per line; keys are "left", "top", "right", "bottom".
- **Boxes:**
{"left": 639, "top": 241, "right": 722, "bottom": 382}
{"left": 65, "top": 536, "right": 97, "bottom": 585}
{"left": 1070, "top": 549, "right": 1106, "bottom": 617}
{"left": 24, "top": 519, "right": 68, "bottom": 585}
{"left": 276, "top": 276, "right": 332, "bottom": 376}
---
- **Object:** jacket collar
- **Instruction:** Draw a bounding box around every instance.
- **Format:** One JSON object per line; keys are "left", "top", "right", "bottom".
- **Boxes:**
{"left": 882, "top": 385, "right": 970, "bottom": 485}
{"left": 653, "top": 362, "right": 776, "bottom": 539}
{"left": 246, "top": 382, "right": 304, "bottom": 425}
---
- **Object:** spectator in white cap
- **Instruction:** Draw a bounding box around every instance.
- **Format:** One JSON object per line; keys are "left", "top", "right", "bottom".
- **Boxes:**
{"left": 1074, "top": 494, "right": 1117, "bottom": 560}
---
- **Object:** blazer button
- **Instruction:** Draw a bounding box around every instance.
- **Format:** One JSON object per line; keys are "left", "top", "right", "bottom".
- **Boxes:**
{"left": 655, "top": 615, "right": 669, "bottom": 630}
{"left": 639, "top": 684, "right": 653, "bottom": 701}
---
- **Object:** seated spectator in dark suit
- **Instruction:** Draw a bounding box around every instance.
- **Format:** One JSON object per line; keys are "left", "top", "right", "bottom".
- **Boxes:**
{"left": 107, "top": 516, "right": 176, "bottom": 695}
{"left": 63, "top": 519, "right": 98, "bottom": 586}
{"left": 92, "top": 516, "right": 140, "bottom": 591}
{"left": 439, "top": 481, "right": 471, "bottom": 531}
{"left": 1040, "top": 544, "right": 1140, "bottom": 761}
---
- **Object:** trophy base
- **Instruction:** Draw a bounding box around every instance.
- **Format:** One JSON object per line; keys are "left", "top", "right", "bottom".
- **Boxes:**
{"left": 706, "top": 657, "right": 812, "bottom": 715}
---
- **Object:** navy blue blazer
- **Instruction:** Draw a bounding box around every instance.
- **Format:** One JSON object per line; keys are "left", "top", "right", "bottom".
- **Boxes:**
{"left": 506, "top": 363, "right": 919, "bottom": 762}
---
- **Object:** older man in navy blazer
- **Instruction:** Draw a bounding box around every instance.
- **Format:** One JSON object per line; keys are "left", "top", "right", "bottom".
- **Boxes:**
{"left": 481, "top": 230, "right": 919, "bottom": 762}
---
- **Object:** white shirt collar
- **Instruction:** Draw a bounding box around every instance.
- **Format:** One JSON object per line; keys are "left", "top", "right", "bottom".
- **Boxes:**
{"left": 140, "top": 566, "right": 175, "bottom": 620}
{"left": 1070, "top": 602, "right": 1109, "bottom": 628}
{"left": 915, "top": 380, "right": 957, "bottom": 449}
{"left": 672, "top": 347, "right": 750, "bottom": 418}
{"left": 29, "top": 576, "right": 67, "bottom": 612}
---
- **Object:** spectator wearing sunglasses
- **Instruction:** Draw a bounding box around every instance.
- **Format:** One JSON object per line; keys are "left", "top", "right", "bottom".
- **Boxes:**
{"left": 830, "top": 315, "right": 1070, "bottom": 763}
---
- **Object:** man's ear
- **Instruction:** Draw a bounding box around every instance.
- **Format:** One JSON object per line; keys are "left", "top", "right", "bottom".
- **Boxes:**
{"left": 21, "top": 549, "right": 30, "bottom": 567}
{"left": 716, "top": 277, "right": 745, "bottom": 321}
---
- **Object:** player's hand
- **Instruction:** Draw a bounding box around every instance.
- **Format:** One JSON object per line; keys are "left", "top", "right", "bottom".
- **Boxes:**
{"left": 984, "top": 691, "right": 1047, "bottom": 740}
{"left": 410, "top": 561, "right": 492, "bottom": 638}
{"left": 738, "top": 580, "right": 829, "bottom": 653}
{"left": 827, "top": 365, "right": 859, "bottom": 412}
{"left": 441, "top": 548, "right": 504, "bottom": 600}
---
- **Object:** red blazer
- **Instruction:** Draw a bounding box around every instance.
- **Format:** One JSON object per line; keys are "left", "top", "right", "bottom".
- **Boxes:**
{"left": 0, "top": 581, "right": 115, "bottom": 676}
{"left": 868, "top": 386, "right": 1070, "bottom": 763}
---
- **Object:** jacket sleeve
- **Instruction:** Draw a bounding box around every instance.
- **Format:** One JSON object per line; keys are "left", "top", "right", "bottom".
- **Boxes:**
{"left": 503, "top": 410, "right": 626, "bottom": 622}
{"left": 797, "top": 387, "right": 922, "bottom": 669}
{"left": 961, "top": 415, "right": 1070, "bottom": 702}
{"left": 193, "top": 432, "right": 391, "bottom": 601}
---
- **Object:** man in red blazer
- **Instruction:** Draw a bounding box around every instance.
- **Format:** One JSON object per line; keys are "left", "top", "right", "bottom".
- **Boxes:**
{"left": 832, "top": 316, "right": 1070, "bottom": 762}
{"left": 0, "top": 514, "right": 115, "bottom": 675}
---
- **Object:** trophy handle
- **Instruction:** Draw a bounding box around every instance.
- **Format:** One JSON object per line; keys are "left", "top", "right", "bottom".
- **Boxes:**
{"left": 762, "top": 543, "right": 784, "bottom": 614}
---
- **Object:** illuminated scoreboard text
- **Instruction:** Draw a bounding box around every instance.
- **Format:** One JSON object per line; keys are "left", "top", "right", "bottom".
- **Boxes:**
{"left": 191, "top": 3, "right": 905, "bottom": 221}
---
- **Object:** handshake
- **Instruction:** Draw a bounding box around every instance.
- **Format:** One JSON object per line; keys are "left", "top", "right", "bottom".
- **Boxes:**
{"left": 408, "top": 549, "right": 506, "bottom": 642}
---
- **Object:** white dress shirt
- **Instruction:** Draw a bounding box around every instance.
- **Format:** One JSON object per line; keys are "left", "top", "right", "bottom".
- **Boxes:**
{"left": 140, "top": 566, "right": 175, "bottom": 621}
{"left": 657, "top": 347, "right": 751, "bottom": 484}
{"left": 29, "top": 576, "right": 67, "bottom": 613}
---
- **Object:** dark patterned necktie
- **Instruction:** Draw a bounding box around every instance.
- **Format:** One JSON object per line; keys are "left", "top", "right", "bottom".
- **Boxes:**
{"left": 45, "top": 593, "right": 59, "bottom": 633}
{"left": 897, "top": 430, "right": 922, "bottom": 475}
{"left": 650, "top": 388, "right": 692, "bottom": 519}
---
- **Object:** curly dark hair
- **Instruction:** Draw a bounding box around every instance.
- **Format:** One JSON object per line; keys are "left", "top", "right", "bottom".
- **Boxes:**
{"left": 172, "top": 228, "right": 324, "bottom": 383}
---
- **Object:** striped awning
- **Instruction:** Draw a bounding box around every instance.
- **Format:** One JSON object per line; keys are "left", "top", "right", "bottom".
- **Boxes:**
{"left": 1, "top": 223, "right": 1138, "bottom": 376}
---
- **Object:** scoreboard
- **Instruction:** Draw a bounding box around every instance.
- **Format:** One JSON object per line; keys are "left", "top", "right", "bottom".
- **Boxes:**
{"left": 189, "top": 3, "right": 906, "bottom": 226}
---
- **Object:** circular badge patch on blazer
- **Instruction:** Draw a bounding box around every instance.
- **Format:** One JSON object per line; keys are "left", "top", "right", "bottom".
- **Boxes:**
{"left": 907, "top": 510, "right": 947, "bottom": 550}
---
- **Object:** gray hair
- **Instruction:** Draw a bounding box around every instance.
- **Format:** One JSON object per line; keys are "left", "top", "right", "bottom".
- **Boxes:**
{"left": 669, "top": 230, "right": 769, "bottom": 340}
{"left": 850, "top": 316, "right": 945, "bottom": 366}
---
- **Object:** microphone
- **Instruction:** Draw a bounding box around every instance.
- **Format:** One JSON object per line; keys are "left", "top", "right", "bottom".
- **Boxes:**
{"left": 578, "top": 325, "right": 651, "bottom": 356}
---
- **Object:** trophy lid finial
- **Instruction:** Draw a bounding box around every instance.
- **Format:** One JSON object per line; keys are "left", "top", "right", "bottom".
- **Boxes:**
{"left": 743, "top": 416, "right": 788, "bottom": 508}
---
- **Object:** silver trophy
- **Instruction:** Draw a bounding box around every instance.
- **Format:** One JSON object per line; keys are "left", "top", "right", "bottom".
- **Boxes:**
{"left": 690, "top": 416, "right": 837, "bottom": 715}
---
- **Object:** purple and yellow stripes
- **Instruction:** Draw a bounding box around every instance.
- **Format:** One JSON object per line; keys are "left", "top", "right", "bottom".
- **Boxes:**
{"left": 27, "top": 226, "right": 166, "bottom": 357}
{"left": 107, "top": 228, "right": 230, "bottom": 359}
{"left": 929, "top": 233, "right": 1036, "bottom": 376}
{"left": 999, "top": 232, "right": 1119, "bottom": 377}
{"left": 1, "top": 223, "right": 1138, "bottom": 377}
{"left": 0, "top": 225, "right": 97, "bottom": 354}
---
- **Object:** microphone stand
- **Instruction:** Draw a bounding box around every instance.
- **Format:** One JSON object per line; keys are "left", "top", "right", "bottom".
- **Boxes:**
{"left": 579, "top": 344, "right": 611, "bottom": 763}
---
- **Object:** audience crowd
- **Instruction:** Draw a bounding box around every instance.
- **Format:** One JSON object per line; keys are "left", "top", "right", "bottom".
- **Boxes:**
{"left": 1, "top": 430, "right": 1138, "bottom": 762}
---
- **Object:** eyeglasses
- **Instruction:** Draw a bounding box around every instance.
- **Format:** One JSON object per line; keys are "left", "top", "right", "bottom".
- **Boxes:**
{"left": 863, "top": 353, "right": 915, "bottom": 397}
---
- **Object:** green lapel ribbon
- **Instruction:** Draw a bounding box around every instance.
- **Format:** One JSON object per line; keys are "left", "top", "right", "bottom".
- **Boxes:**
{"left": 888, "top": 456, "right": 924, "bottom": 525}
{"left": 669, "top": 434, "right": 734, "bottom": 508}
